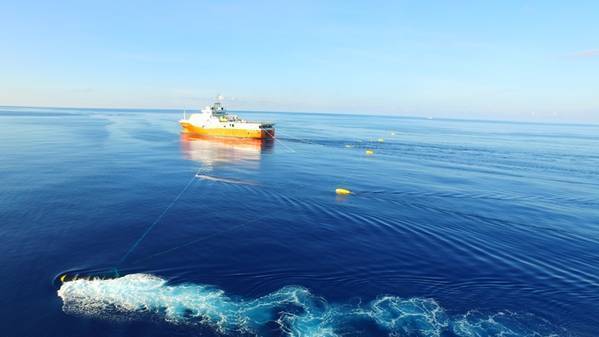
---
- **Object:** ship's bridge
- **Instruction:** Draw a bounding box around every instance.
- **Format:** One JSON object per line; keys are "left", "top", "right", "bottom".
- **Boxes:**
{"left": 211, "top": 102, "right": 226, "bottom": 115}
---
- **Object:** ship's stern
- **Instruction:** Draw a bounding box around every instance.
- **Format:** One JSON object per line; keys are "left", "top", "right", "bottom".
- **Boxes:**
{"left": 259, "top": 124, "right": 275, "bottom": 139}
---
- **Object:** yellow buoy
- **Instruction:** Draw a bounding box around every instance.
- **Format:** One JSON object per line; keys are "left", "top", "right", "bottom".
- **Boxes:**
{"left": 335, "top": 188, "right": 351, "bottom": 195}
{"left": 365, "top": 149, "right": 374, "bottom": 155}
{"left": 60, "top": 274, "right": 67, "bottom": 283}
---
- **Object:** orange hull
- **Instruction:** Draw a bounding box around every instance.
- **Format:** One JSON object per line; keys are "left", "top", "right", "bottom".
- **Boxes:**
{"left": 180, "top": 133, "right": 273, "bottom": 148}
{"left": 180, "top": 122, "right": 274, "bottom": 139}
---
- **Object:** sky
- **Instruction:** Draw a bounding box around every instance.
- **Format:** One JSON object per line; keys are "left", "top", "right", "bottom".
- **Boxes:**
{"left": 1, "top": 0, "right": 598, "bottom": 122}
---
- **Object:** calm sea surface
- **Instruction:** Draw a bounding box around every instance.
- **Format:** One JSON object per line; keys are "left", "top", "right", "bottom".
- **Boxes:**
{"left": 1, "top": 106, "right": 598, "bottom": 337}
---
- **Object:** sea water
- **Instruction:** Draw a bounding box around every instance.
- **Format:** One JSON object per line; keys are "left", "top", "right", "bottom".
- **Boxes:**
{"left": 1, "top": 106, "right": 598, "bottom": 336}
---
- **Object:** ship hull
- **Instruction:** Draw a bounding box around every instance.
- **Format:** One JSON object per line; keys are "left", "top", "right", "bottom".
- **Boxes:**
{"left": 180, "top": 122, "right": 274, "bottom": 139}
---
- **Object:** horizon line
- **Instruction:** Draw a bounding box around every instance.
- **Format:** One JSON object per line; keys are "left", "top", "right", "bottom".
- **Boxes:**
{"left": 1, "top": 104, "right": 597, "bottom": 127}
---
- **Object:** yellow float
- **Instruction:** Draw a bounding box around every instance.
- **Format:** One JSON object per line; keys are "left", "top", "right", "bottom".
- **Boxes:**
{"left": 335, "top": 188, "right": 352, "bottom": 195}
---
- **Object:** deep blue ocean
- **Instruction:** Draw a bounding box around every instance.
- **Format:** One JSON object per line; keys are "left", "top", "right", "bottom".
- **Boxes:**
{"left": 1, "top": 106, "right": 598, "bottom": 337}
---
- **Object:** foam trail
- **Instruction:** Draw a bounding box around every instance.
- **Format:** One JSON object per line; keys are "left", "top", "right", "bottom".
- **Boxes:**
{"left": 196, "top": 174, "right": 258, "bottom": 185}
{"left": 57, "top": 274, "right": 562, "bottom": 337}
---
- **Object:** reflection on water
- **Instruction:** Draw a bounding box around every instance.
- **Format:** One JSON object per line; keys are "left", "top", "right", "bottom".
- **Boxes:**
{"left": 180, "top": 134, "right": 274, "bottom": 168}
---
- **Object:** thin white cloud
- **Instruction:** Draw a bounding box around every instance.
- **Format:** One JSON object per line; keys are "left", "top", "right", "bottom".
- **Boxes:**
{"left": 574, "top": 49, "right": 599, "bottom": 58}
{"left": 114, "top": 51, "right": 186, "bottom": 63}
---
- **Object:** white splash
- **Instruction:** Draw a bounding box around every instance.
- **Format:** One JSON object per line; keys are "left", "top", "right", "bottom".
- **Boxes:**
{"left": 195, "top": 174, "right": 258, "bottom": 185}
{"left": 57, "top": 273, "right": 560, "bottom": 337}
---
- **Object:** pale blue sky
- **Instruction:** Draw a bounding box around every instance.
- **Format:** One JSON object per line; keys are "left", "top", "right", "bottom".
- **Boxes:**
{"left": 1, "top": 1, "right": 598, "bottom": 122}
